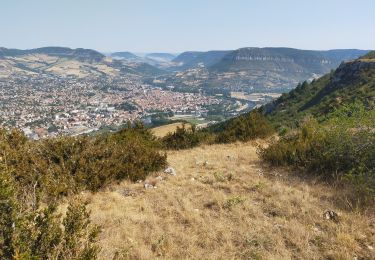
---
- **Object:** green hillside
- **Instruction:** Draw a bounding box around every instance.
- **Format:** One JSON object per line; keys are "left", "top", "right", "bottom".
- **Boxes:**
{"left": 361, "top": 51, "right": 375, "bottom": 59}
{"left": 262, "top": 54, "right": 375, "bottom": 126}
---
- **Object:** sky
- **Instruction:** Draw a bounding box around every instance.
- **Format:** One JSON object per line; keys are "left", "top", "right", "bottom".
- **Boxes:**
{"left": 1, "top": 0, "right": 374, "bottom": 53}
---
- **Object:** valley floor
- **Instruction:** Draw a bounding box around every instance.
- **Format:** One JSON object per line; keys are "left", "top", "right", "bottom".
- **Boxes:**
{"left": 83, "top": 142, "right": 375, "bottom": 259}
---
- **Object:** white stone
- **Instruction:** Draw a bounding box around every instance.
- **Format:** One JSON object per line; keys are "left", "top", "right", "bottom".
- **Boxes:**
{"left": 164, "top": 167, "right": 176, "bottom": 176}
{"left": 144, "top": 183, "right": 154, "bottom": 189}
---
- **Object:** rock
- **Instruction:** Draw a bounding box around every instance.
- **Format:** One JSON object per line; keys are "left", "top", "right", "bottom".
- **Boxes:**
{"left": 367, "top": 245, "right": 374, "bottom": 250}
{"left": 155, "top": 176, "right": 164, "bottom": 181}
{"left": 144, "top": 183, "right": 155, "bottom": 189}
{"left": 274, "top": 224, "right": 283, "bottom": 229}
{"left": 203, "top": 161, "right": 209, "bottom": 166}
{"left": 164, "top": 167, "right": 176, "bottom": 176}
{"left": 323, "top": 210, "right": 339, "bottom": 222}
{"left": 190, "top": 177, "right": 195, "bottom": 181}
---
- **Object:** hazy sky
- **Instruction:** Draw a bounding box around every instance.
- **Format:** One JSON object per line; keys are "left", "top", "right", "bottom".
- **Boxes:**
{"left": 1, "top": 0, "right": 374, "bottom": 52}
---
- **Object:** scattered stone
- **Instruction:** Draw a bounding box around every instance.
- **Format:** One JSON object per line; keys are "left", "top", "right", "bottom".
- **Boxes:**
{"left": 323, "top": 210, "right": 339, "bottom": 222}
{"left": 136, "top": 180, "right": 143, "bottom": 183}
{"left": 367, "top": 245, "right": 374, "bottom": 250}
{"left": 274, "top": 224, "right": 283, "bottom": 229}
{"left": 144, "top": 183, "right": 156, "bottom": 189}
{"left": 155, "top": 176, "right": 164, "bottom": 181}
{"left": 203, "top": 161, "right": 209, "bottom": 166}
{"left": 312, "top": 226, "right": 322, "bottom": 233}
{"left": 164, "top": 167, "right": 176, "bottom": 176}
{"left": 190, "top": 177, "right": 195, "bottom": 181}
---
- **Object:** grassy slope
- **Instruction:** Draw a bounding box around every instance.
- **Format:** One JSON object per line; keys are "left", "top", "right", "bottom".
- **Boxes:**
{"left": 81, "top": 141, "right": 374, "bottom": 259}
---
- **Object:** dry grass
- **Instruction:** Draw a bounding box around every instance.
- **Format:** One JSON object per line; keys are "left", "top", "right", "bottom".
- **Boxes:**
{"left": 81, "top": 141, "right": 375, "bottom": 259}
{"left": 151, "top": 122, "right": 191, "bottom": 138}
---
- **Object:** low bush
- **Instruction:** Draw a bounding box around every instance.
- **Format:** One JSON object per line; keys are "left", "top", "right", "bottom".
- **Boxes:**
{"left": 161, "top": 124, "right": 213, "bottom": 150}
{"left": 161, "top": 111, "right": 274, "bottom": 150}
{"left": 0, "top": 164, "right": 100, "bottom": 259}
{"left": 213, "top": 111, "right": 275, "bottom": 143}
{"left": 0, "top": 122, "right": 168, "bottom": 258}
{"left": 259, "top": 103, "right": 375, "bottom": 199}
{"left": 0, "top": 122, "right": 167, "bottom": 200}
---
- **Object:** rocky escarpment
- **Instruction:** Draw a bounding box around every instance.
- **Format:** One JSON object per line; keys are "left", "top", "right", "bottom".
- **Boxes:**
{"left": 210, "top": 47, "right": 368, "bottom": 74}
{"left": 332, "top": 59, "right": 375, "bottom": 84}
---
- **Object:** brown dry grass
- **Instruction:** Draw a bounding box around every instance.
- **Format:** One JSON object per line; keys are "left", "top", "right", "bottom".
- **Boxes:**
{"left": 151, "top": 122, "right": 191, "bottom": 138}
{"left": 81, "top": 141, "right": 375, "bottom": 259}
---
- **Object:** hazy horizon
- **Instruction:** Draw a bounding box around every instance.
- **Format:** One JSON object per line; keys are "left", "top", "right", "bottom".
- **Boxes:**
{"left": 1, "top": 0, "right": 374, "bottom": 53}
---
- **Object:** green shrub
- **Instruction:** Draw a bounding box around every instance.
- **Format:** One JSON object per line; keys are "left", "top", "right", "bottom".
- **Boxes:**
{"left": 259, "top": 103, "right": 375, "bottom": 199}
{"left": 0, "top": 123, "right": 167, "bottom": 258}
{"left": 0, "top": 164, "right": 100, "bottom": 259}
{"left": 161, "top": 124, "right": 213, "bottom": 150}
{"left": 0, "top": 123, "right": 167, "bottom": 200}
{"left": 214, "top": 111, "right": 274, "bottom": 143}
{"left": 161, "top": 111, "right": 274, "bottom": 150}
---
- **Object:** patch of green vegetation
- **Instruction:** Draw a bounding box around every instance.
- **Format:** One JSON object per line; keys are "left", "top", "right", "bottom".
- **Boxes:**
{"left": 361, "top": 51, "right": 375, "bottom": 59}
{"left": 115, "top": 101, "right": 137, "bottom": 111}
{"left": 211, "top": 111, "right": 275, "bottom": 143}
{"left": 224, "top": 196, "right": 246, "bottom": 209}
{"left": 263, "top": 59, "right": 375, "bottom": 128}
{"left": 183, "top": 117, "right": 210, "bottom": 125}
{"left": 259, "top": 103, "right": 375, "bottom": 200}
{"left": 161, "top": 111, "right": 274, "bottom": 150}
{"left": 0, "top": 122, "right": 166, "bottom": 199}
{"left": 0, "top": 166, "right": 100, "bottom": 258}
{"left": 0, "top": 122, "right": 168, "bottom": 256}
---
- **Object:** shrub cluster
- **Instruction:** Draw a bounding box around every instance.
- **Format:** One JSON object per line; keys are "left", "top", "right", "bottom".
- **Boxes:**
{"left": 0, "top": 122, "right": 167, "bottom": 258}
{"left": 161, "top": 112, "right": 274, "bottom": 150}
{"left": 259, "top": 103, "right": 375, "bottom": 198}
{"left": 1, "top": 123, "right": 167, "bottom": 200}
{"left": 213, "top": 111, "right": 275, "bottom": 143}
{"left": 161, "top": 124, "right": 214, "bottom": 150}
{"left": 0, "top": 164, "right": 100, "bottom": 259}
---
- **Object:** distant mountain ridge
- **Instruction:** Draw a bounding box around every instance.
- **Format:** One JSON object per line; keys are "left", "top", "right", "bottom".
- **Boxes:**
{"left": 146, "top": 53, "right": 176, "bottom": 61}
{"left": 210, "top": 47, "right": 368, "bottom": 74}
{"left": 0, "top": 47, "right": 167, "bottom": 78}
{"left": 161, "top": 47, "right": 370, "bottom": 93}
{"left": 110, "top": 51, "right": 177, "bottom": 69}
{"left": 172, "top": 50, "right": 231, "bottom": 70}
{"left": 0, "top": 46, "right": 105, "bottom": 62}
{"left": 110, "top": 51, "right": 140, "bottom": 60}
